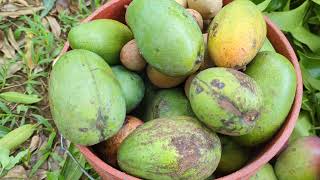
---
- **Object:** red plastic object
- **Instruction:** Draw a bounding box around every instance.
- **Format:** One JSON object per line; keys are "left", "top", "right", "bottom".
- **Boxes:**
{"left": 59, "top": 0, "right": 303, "bottom": 179}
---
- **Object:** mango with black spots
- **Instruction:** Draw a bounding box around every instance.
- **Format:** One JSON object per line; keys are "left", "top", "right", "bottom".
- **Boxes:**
{"left": 68, "top": 19, "right": 133, "bottom": 65}
{"left": 118, "top": 116, "right": 221, "bottom": 180}
{"left": 49, "top": 49, "right": 126, "bottom": 146}
{"left": 208, "top": 0, "right": 266, "bottom": 69}
{"left": 233, "top": 52, "right": 297, "bottom": 146}
{"left": 188, "top": 67, "right": 263, "bottom": 136}
{"left": 126, "top": 0, "right": 204, "bottom": 76}
{"left": 144, "top": 88, "right": 195, "bottom": 121}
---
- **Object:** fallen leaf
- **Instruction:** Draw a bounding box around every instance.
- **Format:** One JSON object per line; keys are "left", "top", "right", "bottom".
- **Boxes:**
{"left": 29, "top": 135, "right": 40, "bottom": 152}
{"left": 24, "top": 32, "right": 35, "bottom": 70}
{"left": 46, "top": 16, "right": 61, "bottom": 38}
{"left": 0, "top": 92, "right": 42, "bottom": 104}
{"left": 7, "top": 28, "right": 19, "bottom": 52}
{"left": 55, "top": 0, "right": 70, "bottom": 13}
{"left": 0, "top": 3, "right": 19, "bottom": 12}
{"left": 1, "top": 37, "right": 15, "bottom": 59}
{"left": 0, "top": 30, "right": 4, "bottom": 49}
{"left": 0, "top": 6, "right": 43, "bottom": 18}
{"left": 7, "top": 61, "right": 23, "bottom": 77}
{"left": 2, "top": 165, "right": 27, "bottom": 180}
{"left": 9, "top": 0, "right": 29, "bottom": 6}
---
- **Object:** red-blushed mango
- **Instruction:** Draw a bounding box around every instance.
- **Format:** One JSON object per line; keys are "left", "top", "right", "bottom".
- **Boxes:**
{"left": 208, "top": 0, "right": 266, "bottom": 69}
{"left": 186, "top": 9, "right": 204, "bottom": 30}
{"left": 147, "top": 65, "right": 187, "bottom": 88}
{"left": 49, "top": 49, "right": 126, "bottom": 146}
{"left": 275, "top": 136, "right": 320, "bottom": 180}
{"left": 120, "top": 39, "right": 146, "bottom": 71}
{"left": 126, "top": 0, "right": 204, "bottom": 76}
{"left": 188, "top": 67, "right": 263, "bottom": 136}
{"left": 118, "top": 116, "right": 221, "bottom": 180}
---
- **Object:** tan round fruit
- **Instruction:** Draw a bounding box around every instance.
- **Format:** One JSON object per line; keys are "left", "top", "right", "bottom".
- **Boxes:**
{"left": 186, "top": 9, "right": 204, "bottom": 30}
{"left": 176, "top": 0, "right": 187, "bottom": 7}
{"left": 200, "top": 33, "right": 214, "bottom": 70}
{"left": 147, "top": 65, "right": 187, "bottom": 88}
{"left": 184, "top": 73, "right": 197, "bottom": 97}
{"left": 187, "top": 0, "right": 223, "bottom": 20}
{"left": 102, "top": 116, "right": 143, "bottom": 167}
{"left": 120, "top": 40, "right": 146, "bottom": 71}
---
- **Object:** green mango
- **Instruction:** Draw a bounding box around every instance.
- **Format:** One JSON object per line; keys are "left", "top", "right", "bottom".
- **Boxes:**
{"left": 288, "top": 110, "right": 315, "bottom": 144}
{"left": 216, "top": 136, "right": 249, "bottom": 175}
{"left": 68, "top": 19, "right": 133, "bottom": 65}
{"left": 250, "top": 163, "right": 277, "bottom": 180}
{"left": 144, "top": 88, "right": 195, "bottom": 121}
{"left": 259, "top": 38, "right": 275, "bottom": 52}
{"left": 111, "top": 65, "right": 145, "bottom": 113}
{"left": 49, "top": 49, "right": 126, "bottom": 145}
{"left": 189, "top": 67, "right": 263, "bottom": 136}
{"left": 275, "top": 136, "right": 320, "bottom": 180}
{"left": 118, "top": 116, "right": 221, "bottom": 180}
{"left": 126, "top": 0, "right": 204, "bottom": 76}
{"left": 234, "top": 51, "right": 297, "bottom": 146}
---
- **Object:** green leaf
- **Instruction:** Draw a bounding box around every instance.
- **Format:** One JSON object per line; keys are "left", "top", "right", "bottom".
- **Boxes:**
{"left": 46, "top": 170, "right": 62, "bottom": 180}
{"left": 265, "top": 0, "right": 289, "bottom": 11}
{"left": 60, "top": 143, "right": 86, "bottom": 180}
{"left": 5, "top": 149, "right": 29, "bottom": 170}
{"left": 312, "top": 0, "right": 320, "bottom": 5}
{"left": 0, "top": 101, "right": 11, "bottom": 114}
{"left": 267, "top": 1, "right": 310, "bottom": 31}
{"left": 32, "top": 114, "right": 53, "bottom": 129}
{"left": 257, "top": 0, "right": 272, "bottom": 11}
{"left": 40, "top": 0, "right": 57, "bottom": 17}
{"left": 0, "top": 126, "right": 10, "bottom": 138}
{"left": 0, "top": 148, "right": 10, "bottom": 170}
{"left": 291, "top": 26, "right": 320, "bottom": 52}
{"left": 299, "top": 51, "right": 320, "bottom": 91}
{"left": 0, "top": 92, "right": 42, "bottom": 104}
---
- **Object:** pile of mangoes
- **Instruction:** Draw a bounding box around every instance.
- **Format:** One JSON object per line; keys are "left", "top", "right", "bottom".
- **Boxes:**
{"left": 48, "top": 0, "right": 301, "bottom": 179}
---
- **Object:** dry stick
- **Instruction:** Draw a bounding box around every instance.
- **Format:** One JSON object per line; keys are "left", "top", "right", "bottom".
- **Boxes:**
{"left": 60, "top": 135, "right": 96, "bottom": 180}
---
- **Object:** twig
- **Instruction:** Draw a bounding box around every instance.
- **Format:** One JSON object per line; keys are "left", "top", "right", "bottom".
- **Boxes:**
{"left": 60, "top": 135, "right": 96, "bottom": 180}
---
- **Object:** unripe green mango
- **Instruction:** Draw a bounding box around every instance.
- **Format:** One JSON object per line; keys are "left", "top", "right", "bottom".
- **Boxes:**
{"left": 68, "top": 19, "right": 133, "bottom": 65}
{"left": 275, "top": 136, "right": 320, "bottom": 180}
{"left": 126, "top": 0, "right": 204, "bottom": 76}
{"left": 118, "top": 116, "right": 221, "bottom": 180}
{"left": 259, "top": 38, "right": 275, "bottom": 52}
{"left": 208, "top": 0, "right": 266, "bottom": 69}
{"left": 234, "top": 52, "right": 297, "bottom": 146}
{"left": 189, "top": 67, "right": 263, "bottom": 136}
{"left": 144, "top": 88, "right": 195, "bottom": 121}
{"left": 111, "top": 65, "right": 145, "bottom": 113}
{"left": 250, "top": 163, "right": 277, "bottom": 180}
{"left": 49, "top": 49, "right": 126, "bottom": 145}
{"left": 216, "top": 136, "right": 249, "bottom": 175}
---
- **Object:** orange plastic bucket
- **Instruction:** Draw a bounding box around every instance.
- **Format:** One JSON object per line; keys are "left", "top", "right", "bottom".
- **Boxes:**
{"left": 59, "top": 0, "right": 303, "bottom": 179}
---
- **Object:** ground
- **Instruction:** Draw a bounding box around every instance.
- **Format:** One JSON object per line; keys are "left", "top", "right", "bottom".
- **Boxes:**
{"left": 0, "top": 0, "right": 319, "bottom": 179}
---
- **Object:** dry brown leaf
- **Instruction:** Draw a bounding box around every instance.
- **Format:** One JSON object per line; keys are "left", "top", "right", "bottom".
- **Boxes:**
{"left": 46, "top": 16, "right": 61, "bottom": 38}
{"left": 1, "top": 37, "right": 15, "bottom": 58}
{"left": 8, "top": 61, "right": 23, "bottom": 77}
{"left": 0, "top": 3, "right": 19, "bottom": 12}
{"left": 9, "top": 0, "right": 29, "bottom": 6}
{"left": 0, "top": 6, "right": 43, "bottom": 18}
{"left": 24, "top": 32, "right": 35, "bottom": 70}
{"left": 0, "top": 30, "right": 4, "bottom": 49}
{"left": 7, "top": 28, "right": 19, "bottom": 52}
{"left": 41, "top": 17, "right": 49, "bottom": 29}
{"left": 2, "top": 165, "right": 27, "bottom": 180}
{"left": 29, "top": 135, "right": 40, "bottom": 152}
{"left": 55, "top": 0, "right": 70, "bottom": 13}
